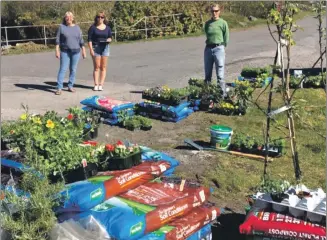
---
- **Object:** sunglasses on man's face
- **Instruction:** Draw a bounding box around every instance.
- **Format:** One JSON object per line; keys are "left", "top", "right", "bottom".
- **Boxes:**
{"left": 97, "top": 16, "right": 105, "bottom": 19}
{"left": 212, "top": 10, "right": 220, "bottom": 13}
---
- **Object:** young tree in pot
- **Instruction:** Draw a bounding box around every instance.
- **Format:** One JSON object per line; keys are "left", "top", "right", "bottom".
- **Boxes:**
{"left": 263, "top": 1, "right": 302, "bottom": 181}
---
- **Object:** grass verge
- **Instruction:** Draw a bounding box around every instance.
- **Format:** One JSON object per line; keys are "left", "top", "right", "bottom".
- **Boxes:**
{"left": 172, "top": 87, "right": 326, "bottom": 211}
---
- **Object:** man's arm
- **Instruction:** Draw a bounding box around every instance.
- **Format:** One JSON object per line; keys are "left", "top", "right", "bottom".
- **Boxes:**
{"left": 224, "top": 21, "right": 229, "bottom": 47}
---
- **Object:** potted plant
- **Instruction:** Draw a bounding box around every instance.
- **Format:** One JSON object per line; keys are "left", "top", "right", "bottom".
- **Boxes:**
{"left": 241, "top": 66, "right": 272, "bottom": 79}
{"left": 256, "top": 177, "right": 290, "bottom": 212}
{"left": 188, "top": 78, "right": 205, "bottom": 88}
{"left": 230, "top": 133, "right": 244, "bottom": 151}
{"left": 138, "top": 116, "right": 153, "bottom": 131}
{"left": 100, "top": 141, "right": 141, "bottom": 170}
{"left": 304, "top": 74, "right": 325, "bottom": 88}
{"left": 1, "top": 172, "right": 64, "bottom": 240}
{"left": 67, "top": 107, "right": 101, "bottom": 140}
{"left": 124, "top": 117, "right": 142, "bottom": 131}
{"left": 1, "top": 109, "right": 100, "bottom": 184}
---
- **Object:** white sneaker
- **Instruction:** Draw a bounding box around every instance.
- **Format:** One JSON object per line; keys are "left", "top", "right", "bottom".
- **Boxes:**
{"left": 99, "top": 85, "right": 103, "bottom": 91}
{"left": 93, "top": 85, "right": 99, "bottom": 91}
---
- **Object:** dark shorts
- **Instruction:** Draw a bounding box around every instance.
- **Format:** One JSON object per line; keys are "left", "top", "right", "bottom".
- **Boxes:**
{"left": 93, "top": 44, "right": 110, "bottom": 57}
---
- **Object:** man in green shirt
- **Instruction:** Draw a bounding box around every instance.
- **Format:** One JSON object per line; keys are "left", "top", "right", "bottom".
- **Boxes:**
{"left": 204, "top": 4, "right": 229, "bottom": 97}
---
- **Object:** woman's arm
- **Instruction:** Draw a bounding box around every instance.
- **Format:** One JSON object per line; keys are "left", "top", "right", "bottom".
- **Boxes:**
{"left": 78, "top": 26, "right": 86, "bottom": 58}
{"left": 87, "top": 25, "right": 95, "bottom": 57}
{"left": 107, "top": 26, "right": 112, "bottom": 43}
{"left": 55, "top": 25, "right": 61, "bottom": 58}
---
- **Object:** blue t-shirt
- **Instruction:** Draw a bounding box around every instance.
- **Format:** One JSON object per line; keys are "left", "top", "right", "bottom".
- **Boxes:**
{"left": 87, "top": 25, "right": 112, "bottom": 46}
{"left": 56, "top": 24, "right": 84, "bottom": 53}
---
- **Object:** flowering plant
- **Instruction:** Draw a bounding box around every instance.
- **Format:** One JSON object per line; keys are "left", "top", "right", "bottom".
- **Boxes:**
{"left": 104, "top": 140, "right": 141, "bottom": 159}
{"left": 67, "top": 107, "right": 101, "bottom": 133}
{"left": 1, "top": 107, "right": 98, "bottom": 178}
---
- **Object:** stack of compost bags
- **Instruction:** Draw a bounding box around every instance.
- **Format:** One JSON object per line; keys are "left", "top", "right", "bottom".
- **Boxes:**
{"left": 240, "top": 185, "right": 326, "bottom": 240}
{"left": 57, "top": 177, "right": 219, "bottom": 240}
{"left": 137, "top": 101, "right": 194, "bottom": 123}
{"left": 80, "top": 95, "right": 135, "bottom": 125}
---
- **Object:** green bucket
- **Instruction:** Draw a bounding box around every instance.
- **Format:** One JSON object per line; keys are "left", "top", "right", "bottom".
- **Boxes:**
{"left": 210, "top": 125, "right": 233, "bottom": 150}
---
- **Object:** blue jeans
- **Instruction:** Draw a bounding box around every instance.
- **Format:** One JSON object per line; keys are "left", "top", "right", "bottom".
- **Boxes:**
{"left": 57, "top": 51, "right": 80, "bottom": 90}
{"left": 204, "top": 45, "right": 226, "bottom": 96}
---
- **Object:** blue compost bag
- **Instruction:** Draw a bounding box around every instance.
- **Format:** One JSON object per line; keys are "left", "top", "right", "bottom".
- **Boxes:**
{"left": 139, "top": 112, "right": 163, "bottom": 120}
{"left": 80, "top": 96, "right": 135, "bottom": 113}
{"left": 138, "top": 102, "right": 191, "bottom": 118}
{"left": 64, "top": 196, "right": 151, "bottom": 240}
{"left": 56, "top": 179, "right": 107, "bottom": 213}
{"left": 162, "top": 108, "right": 194, "bottom": 122}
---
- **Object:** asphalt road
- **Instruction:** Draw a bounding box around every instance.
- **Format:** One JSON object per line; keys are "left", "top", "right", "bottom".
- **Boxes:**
{"left": 1, "top": 16, "right": 322, "bottom": 119}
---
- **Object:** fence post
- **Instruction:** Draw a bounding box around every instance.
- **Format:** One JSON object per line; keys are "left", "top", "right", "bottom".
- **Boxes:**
{"left": 172, "top": 14, "right": 176, "bottom": 33}
{"left": 43, "top": 25, "right": 47, "bottom": 46}
{"left": 113, "top": 19, "right": 117, "bottom": 42}
{"left": 5, "top": 27, "right": 9, "bottom": 47}
{"left": 145, "top": 17, "right": 147, "bottom": 40}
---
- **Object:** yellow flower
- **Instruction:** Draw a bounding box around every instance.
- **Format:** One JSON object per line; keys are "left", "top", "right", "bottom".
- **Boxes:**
{"left": 33, "top": 117, "right": 42, "bottom": 125}
{"left": 46, "top": 119, "right": 55, "bottom": 129}
{"left": 20, "top": 113, "right": 28, "bottom": 120}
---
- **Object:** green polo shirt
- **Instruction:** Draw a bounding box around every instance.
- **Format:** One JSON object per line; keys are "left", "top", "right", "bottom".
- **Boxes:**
{"left": 204, "top": 18, "right": 229, "bottom": 46}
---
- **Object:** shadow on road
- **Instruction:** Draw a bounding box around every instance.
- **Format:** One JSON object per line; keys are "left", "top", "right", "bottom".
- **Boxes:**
{"left": 213, "top": 213, "right": 246, "bottom": 240}
{"left": 15, "top": 83, "right": 56, "bottom": 93}
{"left": 44, "top": 81, "right": 93, "bottom": 90}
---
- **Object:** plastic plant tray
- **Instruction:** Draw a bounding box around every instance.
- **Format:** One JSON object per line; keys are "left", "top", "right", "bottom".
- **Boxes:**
{"left": 256, "top": 193, "right": 326, "bottom": 217}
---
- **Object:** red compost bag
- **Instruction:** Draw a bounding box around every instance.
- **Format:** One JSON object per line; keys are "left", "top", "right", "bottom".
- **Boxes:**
{"left": 98, "top": 161, "right": 171, "bottom": 200}
{"left": 119, "top": 179, "right": 211, "bottom": 233}
{"left": 239, "top": 211, "right": 326, "bottom": 240}
{"left": 165, "top": 202, "right": 221, "bottom": 240}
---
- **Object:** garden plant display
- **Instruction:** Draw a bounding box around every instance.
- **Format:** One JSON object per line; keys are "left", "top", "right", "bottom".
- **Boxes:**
{"left": 123, "top": 116, "right": 153, "bottom": 131}
{"left": 99, "top": 140, "right": 142, "bottom": 170}
{"left": 67, "top": 106, "right": 101, "bottom": 140}
{"left": 290, "top": 72, "right": 326, "bottom": 89}
{"left": 1, "top": 172, "right": 64, "bottom": 240}
{"left": 213, "top": 80, "right": 254, "bottom": 115}
{"left": 241, "top": 66, "right": 272, "bottom": 79}
{"left": 1, "top": 110, "right": 100, "bottom": 181}
{"left": 142, "top": 86, "right": 189, "bottom": 106}
{"left": 230, "top": 133, "right": 285, "bottom": 157}
{"left": 255, "top": 176, "right": 291, "bottom": 202}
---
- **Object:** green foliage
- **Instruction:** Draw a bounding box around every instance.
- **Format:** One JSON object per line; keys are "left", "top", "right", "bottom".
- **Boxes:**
{"left": 241, "top": 66, "right": 272, "bottom": 78}
{"left": 67, "top": 106, "right": 101, "bottom": 132}
{"left": 231, "top": 132, "right": 285, "bottom": 154}
{"left": 124, "top": 115, "right": 152, "bottom": 130}
{"left": 1, "top": 108, "right": 99, "bottom": 177}
{"left": 143, "top": 86, "right": 189, "bottom": 104}
{"left": 1, "top": 172, "right": 64, "bottom": 240}
{"left": 124, "top": 117, "right": 142, "bottom": 130}
{"left": 257, "top": 176, "right": 290, "bottom": 194}
{"left": 290, "top": 72, "right": 326, "bottom": 88}
{"left": 267, "top": 2, "right": 299, "bottom": 46}
{"left": 230, "top": 80, "right": 255, "bottom": 109}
